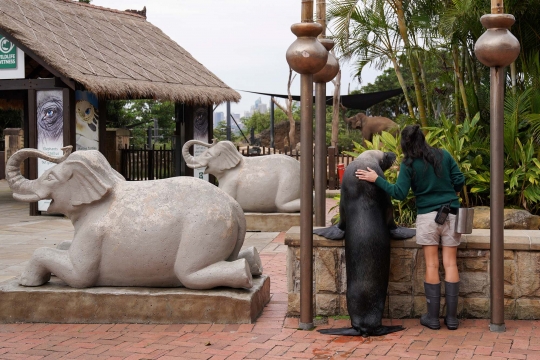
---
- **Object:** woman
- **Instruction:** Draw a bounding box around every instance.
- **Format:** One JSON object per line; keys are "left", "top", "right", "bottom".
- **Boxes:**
{"left": 356, "top": 124, "right": 464, "bottom": 330}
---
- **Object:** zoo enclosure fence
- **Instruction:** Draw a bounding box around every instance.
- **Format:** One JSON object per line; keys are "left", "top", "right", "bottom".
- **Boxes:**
{"left": 119, "top": 145, "right": 354, "bottom": 189}
{"left": 120, "top": 144, "right": 173, "bottom": 181}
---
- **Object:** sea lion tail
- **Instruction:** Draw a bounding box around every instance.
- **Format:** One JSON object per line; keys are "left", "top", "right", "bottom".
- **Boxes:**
{"left": 371, "top": 325, "right": 405, "bottom": 336}
{"left": 317, "top": 327, "right": 363, "bottom": 336}
{"left": 317, "top": 325, "right": 405, "bottom": 337}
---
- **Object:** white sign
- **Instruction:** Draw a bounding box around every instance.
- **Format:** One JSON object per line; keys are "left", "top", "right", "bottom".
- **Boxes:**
{"left": 36, "top": 90, "right": 64, "bottom": 212}
{"left": 75, "top": 91, "right": 99, "bottom": 150}
{"left": 193, "top": 107, "right": 209, "bottom": 181}
{"left": 0, "top": 37, "right": 24, "bottom": 79}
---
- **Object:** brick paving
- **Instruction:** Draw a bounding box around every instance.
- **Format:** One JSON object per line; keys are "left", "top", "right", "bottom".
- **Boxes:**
{"left": 1, "top": 181, "right": 540, "bottom": 359}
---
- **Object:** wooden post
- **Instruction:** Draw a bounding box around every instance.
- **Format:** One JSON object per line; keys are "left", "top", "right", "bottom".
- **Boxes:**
{"left": 491, "top": 0, "right": 503, "bottom": 13}
{"left": 26, "top": 89, "right": 38, "bottom": 216}
{"left": 328, "top": 146, "right": 336, "bottom": 190}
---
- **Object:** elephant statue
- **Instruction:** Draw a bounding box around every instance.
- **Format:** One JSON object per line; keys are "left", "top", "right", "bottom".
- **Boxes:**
{"left": 5, "top": 146, "right": 262, "bottom": 289}
{"left": 345, "top": 113, "right": 398, "bottom": 145}
{"left": 182, "top": 139, "right": 301, "bottom": 213}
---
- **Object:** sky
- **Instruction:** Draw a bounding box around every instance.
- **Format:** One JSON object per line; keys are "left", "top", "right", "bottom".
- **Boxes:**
{"left": 91, "top": 0, "right": 381, "bottom": 118}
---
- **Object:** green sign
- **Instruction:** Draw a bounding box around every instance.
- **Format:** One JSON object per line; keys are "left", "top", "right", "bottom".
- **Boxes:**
{"left": 0, "top": 37, "right": 17, "bottom": 69}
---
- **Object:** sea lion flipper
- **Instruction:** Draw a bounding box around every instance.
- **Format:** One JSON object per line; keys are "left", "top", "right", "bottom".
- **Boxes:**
{"left": 318, "top": 325, "right": 404, "bottom": 337}
{"left": 390, "top": 226, "right": 416, "bottom": 240}
{"left": 317, "top": 327, "right": 362, "bottom": 336}
{"left": 313, "top": 225, "right": 345, "bottom": 240}
{"left": 371, "top": 325, "right": 405, "bottom": 336}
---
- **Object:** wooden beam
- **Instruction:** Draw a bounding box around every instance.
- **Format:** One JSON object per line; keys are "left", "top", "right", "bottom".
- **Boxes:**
{"left": 27, "top": 65, "right": 45, "bottom": 79}
{"left": 27, "top": 89, "right": 39, "bottom": 216}
{"left": 0, "top": 28, "right": 76, "bottom": 90}
{"left": 0, "top": 78, "right": 60, "bottom": 90}
{"left": 63, "top": 88, "right": 75, "bottom": 148}
{"left": 98, "top": 99, "right": 107, "bottom": 154}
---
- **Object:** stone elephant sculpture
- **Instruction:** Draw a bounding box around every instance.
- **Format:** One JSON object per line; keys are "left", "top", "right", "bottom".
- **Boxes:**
{"left": 5, "top": 146, "right": 262, "bottom": 289}
{"left": 345, "top": 113, "right": 398, "bottom": 145}
{"left": 182, "top": 139, "right": 300, "bottom": 213}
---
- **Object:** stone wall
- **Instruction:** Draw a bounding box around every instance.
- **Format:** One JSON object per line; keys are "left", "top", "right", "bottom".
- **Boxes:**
{"left": 285, "top": 227, "right": 540, "bottom": 320}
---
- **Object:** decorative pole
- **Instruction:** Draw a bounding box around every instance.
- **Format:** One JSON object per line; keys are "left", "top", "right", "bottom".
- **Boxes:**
{"left": 474, "top": 0, "right": 520, "bottom": 332}
{"left": 226, "top": 101, "right": 231, "bottom": 141}
{"left": 313, "top": 0, "right": 340, "bottom": 227}
{"left": 270, "top": 97, "right": 275, "bottom": 149}
{"left": 286, "top": 0, "right": 328, "bottom": 330}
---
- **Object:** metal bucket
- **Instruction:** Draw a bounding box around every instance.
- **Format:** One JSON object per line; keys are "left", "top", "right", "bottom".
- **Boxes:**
{"left": 455, "top": 208, "right": 474, "bottom": 234}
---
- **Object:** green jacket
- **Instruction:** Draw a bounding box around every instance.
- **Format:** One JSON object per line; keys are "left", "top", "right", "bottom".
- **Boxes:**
{"left": 374, "top": 149, "right": 465, "bottom": 214}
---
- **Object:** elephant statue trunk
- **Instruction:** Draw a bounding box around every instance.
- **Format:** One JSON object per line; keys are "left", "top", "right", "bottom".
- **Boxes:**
{"left": 6, "top": 146, "right": 72, "bottom": 202}
{"left": 182, "top": 138, "right": 218, "bottom": 169}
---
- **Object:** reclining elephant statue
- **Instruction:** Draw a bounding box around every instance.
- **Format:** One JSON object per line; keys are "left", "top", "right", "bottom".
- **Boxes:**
{"left": 182, "top": 139, "right": 301, "bottom": 213}
{"left": 345, "top": 113, "right": 398, "bottom": 145}
{"left": 5, "top": 146, "right": 262, "bottom": 289}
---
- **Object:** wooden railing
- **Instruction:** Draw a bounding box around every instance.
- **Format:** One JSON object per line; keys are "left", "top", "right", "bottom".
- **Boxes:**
{"left": 120, "top": 145, "right": 173, "bottom": 181}
{"left": 119, "top": 145, "right": 355, "bottom": 189}
{"left": 239, "top": 145, "right": 355, "bottom": 190}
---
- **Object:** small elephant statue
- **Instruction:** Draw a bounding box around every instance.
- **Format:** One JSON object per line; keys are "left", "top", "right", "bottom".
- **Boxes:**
{"left": 5, "top": 146, "right": 262, "bottom": 289}
{"left": 345, "top": 113, "right": 398, "bottom": 145}
{"left": 182, "top": 139, "right": 301, "bottom": 213}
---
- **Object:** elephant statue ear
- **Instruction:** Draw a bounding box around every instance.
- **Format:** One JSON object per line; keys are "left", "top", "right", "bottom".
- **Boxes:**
{"left": 65, "top": 159, "right": 114, "bottom": 206}
{"left": 219, "top": 142, "right": 243, "bottom": 170}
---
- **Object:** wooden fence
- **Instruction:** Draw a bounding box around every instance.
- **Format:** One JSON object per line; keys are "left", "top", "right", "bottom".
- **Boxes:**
{"left": 119, "top": 145, "right": 355, "bottom": 189}
{"left": 120, "top": 145, "right": 173, "bottom": 181}
{"left": 238, "top": 145, "right": 355, "bottom": 190}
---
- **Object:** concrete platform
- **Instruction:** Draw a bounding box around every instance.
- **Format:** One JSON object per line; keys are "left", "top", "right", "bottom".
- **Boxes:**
{"left": 245, "top": 213, "right": 301, "bottom": 232}
{"left": 0, "top": 275, "right": 270, "bottom": 324}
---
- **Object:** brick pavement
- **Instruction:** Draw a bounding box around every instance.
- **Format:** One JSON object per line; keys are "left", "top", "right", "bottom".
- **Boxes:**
{"left": 1, "top": 182, "right": 540, "bottom": 359}
{"left": 1, "top": 232, "right": 540, "bottom": 359}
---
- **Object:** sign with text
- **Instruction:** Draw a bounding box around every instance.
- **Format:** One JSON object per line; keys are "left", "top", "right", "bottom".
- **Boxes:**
{"left": 193, "top": 107, "right": 209, "bottom": 182}
{"left": 0, "top": 37, "right": 24, "bottom": 79}
{"left": 75, "top": 91, "right": 99, "bottom": 150}
{"left": 36, "top": 90, "right": 64, "bottom": 212}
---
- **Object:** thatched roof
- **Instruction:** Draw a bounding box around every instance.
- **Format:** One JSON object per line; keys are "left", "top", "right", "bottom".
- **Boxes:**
{"left": 0, "top": 0, "right": 240, "bottom": 105}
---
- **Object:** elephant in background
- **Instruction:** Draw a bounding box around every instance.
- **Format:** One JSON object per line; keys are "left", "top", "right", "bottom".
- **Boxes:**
{"left": 345, "top": 113, "right": 398, "bottom": 145}
{"left": 6, "top": 146, "right": 262, "bottom": 289}
{"left": 182, "top": 139, "right": 301, "bottom": 213}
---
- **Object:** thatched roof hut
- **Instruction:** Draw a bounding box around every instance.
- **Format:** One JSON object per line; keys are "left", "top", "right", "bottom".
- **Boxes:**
{"left": 0, "top": 0, "right": 240, "bottom": 105}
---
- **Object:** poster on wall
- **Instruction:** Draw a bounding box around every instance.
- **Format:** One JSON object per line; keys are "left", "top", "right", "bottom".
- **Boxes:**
{"left": 0, "top": 37, "right": 25, "bottom": 79}
{"left": 193, "top": 107, "right": 209, "bottom": 182}
{"left": 36, "top": 90, "right": 64, "bottom": 212}
{"left": 75, "top": 90, "right": 99, "bottom": 150}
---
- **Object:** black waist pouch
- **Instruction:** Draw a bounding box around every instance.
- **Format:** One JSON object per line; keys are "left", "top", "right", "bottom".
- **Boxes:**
{"left": 434, "top": 203, "right": 451, "bottom": 225}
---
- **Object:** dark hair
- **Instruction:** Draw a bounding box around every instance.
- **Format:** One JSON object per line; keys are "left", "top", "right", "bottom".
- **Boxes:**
{"left": 400, "top": 124, "right": 443, "bottom": 178}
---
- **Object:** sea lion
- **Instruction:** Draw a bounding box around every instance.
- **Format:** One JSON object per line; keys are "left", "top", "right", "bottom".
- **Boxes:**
{"left": 316, "top": 150, "right": 411, "bottom": 337}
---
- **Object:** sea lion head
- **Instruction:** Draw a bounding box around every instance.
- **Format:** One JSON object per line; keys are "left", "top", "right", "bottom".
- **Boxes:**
{"left": 357, "top": 150, "right": 396, "bottom": 172}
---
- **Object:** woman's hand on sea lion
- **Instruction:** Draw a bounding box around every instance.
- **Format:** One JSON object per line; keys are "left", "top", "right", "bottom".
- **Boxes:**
{"left": 356, "top": 167, "right": 378, "bottom": 182}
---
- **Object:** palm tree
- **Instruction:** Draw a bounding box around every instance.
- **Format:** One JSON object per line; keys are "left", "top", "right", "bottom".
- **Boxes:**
{"left": 329, "top": 0, "right": 431, "bottom": 126}
{"left": 328, "top": 0, "right": 416, "bottom": 118}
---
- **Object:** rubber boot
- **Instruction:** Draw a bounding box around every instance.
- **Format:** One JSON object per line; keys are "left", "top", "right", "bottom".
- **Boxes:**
{"left": 420, "top": 282, "right": 441, "bottom": 330}
{"left": 444, "top": 281, "right": 459, "bottom": 330}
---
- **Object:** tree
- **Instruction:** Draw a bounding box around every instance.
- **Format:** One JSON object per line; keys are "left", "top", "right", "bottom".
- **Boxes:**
{"left": 106, "top": 100, "right": 175, "bottom": 148}
{"left": 272, "top": 69, "right": 298, "bottom": 148}
{"left": 214, "top": 120, "right": 242, "bottom": 143}
{"left": 78, "top": 0, "right": 91, "bottom": 3}
{"left": 0, "top": 109, "right": 22, "bottom": 133}
{"left": 330, "top": 67, "right": 341, "bottom": 147}
{"left": 329, "top": 0, "right": 428, "bottom": 125}
{"left": 241, "top": 107, "right": 289, "bottom": 135}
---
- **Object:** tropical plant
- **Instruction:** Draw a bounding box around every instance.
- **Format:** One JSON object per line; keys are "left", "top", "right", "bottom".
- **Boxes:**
{"left": 426, "top": 113, "right": 490, "bottom": 207}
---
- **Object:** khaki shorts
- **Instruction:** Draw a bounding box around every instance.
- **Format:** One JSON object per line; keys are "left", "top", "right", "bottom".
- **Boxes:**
{"left": 415, "top": 211, "right": 461, "bottom": 247}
